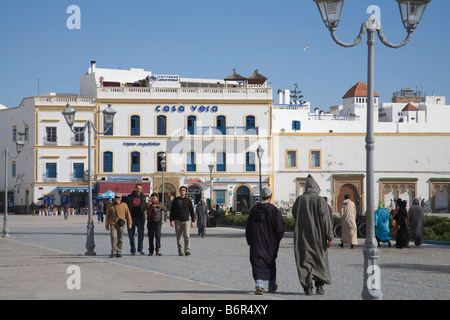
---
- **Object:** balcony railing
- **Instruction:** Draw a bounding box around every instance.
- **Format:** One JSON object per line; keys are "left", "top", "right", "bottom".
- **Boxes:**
{"left": 307, "top": 114, "right": 360, "bottom": 121}
{"left": 97, "top": 86, "right": 272, "bottom": 100}
{"left": 184, "top": 126, "right": 259, "bottom": 136}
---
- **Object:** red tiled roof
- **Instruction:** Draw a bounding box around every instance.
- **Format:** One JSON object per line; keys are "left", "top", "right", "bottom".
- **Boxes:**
{"left": 342, "top": 81, "right": 379, "bottom": 99}
{"left": 402, "top": 103, "right": 418, "bottom": 111}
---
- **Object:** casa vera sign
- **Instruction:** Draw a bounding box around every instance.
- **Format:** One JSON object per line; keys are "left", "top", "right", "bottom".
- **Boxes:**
{"left": 155, "top": 105, "right": 219, "bottom": 113}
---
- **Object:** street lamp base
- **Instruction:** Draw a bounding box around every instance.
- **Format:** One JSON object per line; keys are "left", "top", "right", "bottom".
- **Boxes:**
{"left": 362, "top": 237, "right": 383, "bottom": 300}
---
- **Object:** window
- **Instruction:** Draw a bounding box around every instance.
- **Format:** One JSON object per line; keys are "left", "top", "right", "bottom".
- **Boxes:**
{"left": 46, "top": 127, "right": 57, "bottom": 143}
{"left": 12, "top": 162, "right": 16, "bottom": 177}
{"left": 130, "top": 115, "right": 140, "bottom": 136}
{"left": 73, "top": 163, "right": 84, "bottom": 179}
{"left": 216, "top": 115, "right": 226, "bottom": 135}
{"left": 46, "top": 163, "right": 57, "bottom": 178}
{"left": 187, "top": 115, "right": 196, "bottom": 135}
{"left": 157, "top": 115, "right": 167, "bottom": 135}
{"left": 216, "top": 152, "right": 226, "bottom": 172}
{"left": 157, "top": 152, "right": 167, "bottom": 172}
{"left": 24, "top": 126, "right": 29, "bottom": 141}
{"left": 13, "top": 127, "right": 17, "bottom": 142}
{"left": 310, "top": 150, "right": 321, "bottom": 169}
{"left": 103, "top": 152, "right": 113, "bottom": 172}
{"left": 292, "top": 120, "right": 301, "bottom": 131}
{"left": 246, "top": 152, "right": 255, "bottom": 172}
{"left": 131, "top": 151, "right": 140, "bottom": 172}
{"left": 245, "top": 115, "right": 255, "bottom": 130}
{"left": 286, "top": 150, "right": 297, "bottom": 168}
{"left": 187, "top": 151, "right": 196, "bottom": 172}
{"left": 74, "top": 127, "right": 85, "bottom": 143}
{"left": 215, "top": 190, "right": 226, "bottom": 205}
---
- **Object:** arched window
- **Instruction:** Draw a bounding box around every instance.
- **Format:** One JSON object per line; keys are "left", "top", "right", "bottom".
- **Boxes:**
{"left": 245, "top": 115, "right": 255, "bottom": 130}
{"left": 246, "top": 152, "right": 255, "bottom": 172}
{"left": 187, "top": 115, "right": 197, "bottom": 135}
{"left": 103, "top": 151, "right": 113, "bottom": 172}
{"left": 130, "top": 115, "right": 140, "bottom": 136}
{"left": 157, "top": 115, "right": 167, "bottom": 136}
{"left": 131, "top": 151, "right": 140, "bottom": 172}
{"left": 216, "top": 152, "right": 226, "bottom": 172}
{"left": 216, "top": 115, "right": 226, "bottom": 135}
{"left": 187, "top": 151, "right": 196, "bottom": 172}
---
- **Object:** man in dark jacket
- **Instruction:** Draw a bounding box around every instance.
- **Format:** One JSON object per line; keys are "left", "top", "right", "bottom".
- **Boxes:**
{"left": 170, "top": 186, "right": 195, "bottom": 256}
{"left": 126, "top": 183, "right": 147, "bottom": 255}
{"left": 246, "top": 187, "right": 284, "bottom": 295}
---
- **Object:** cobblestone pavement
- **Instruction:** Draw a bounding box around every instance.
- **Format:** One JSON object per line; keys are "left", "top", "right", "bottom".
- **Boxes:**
{"left": 2, "top": 215, "right": 449, "bottom": 300}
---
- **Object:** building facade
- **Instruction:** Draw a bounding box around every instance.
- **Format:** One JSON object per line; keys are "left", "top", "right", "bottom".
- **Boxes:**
{"left": 1, "top": 62, "right": 449, "bottom": 214}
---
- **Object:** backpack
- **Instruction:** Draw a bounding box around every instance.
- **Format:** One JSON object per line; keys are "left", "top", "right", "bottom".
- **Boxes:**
{"left": 149, "top": 205, "right": 162, "bottom": 222}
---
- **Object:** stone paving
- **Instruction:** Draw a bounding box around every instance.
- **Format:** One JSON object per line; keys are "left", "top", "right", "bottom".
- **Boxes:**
{"left": 1, "top": 215, "right": 449, "bottom": 300}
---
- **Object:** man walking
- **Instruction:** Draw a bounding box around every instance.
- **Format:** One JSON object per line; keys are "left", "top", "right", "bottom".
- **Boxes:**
{"left": 246, "top": 187, "right": 284, "bottom": 295}
{"left": 292, "top": 174, "right": 333, "bottom": 295}
{"left": 339, "top": 194, "right": 358, "bottom": 249}
{"left": 144, "top": 192, "right": 167, "bottom": 256}
{"left": 196, "top": 198, "right": 208, "bottom": 238}
{"left": 105, "top": 193, "right": 132, "bottom": 258}
{"left": 170, "top": 186, "right": 195, "bottom": 256}
{"left": 126, "top": 184, "right": 147, "bottom": 255}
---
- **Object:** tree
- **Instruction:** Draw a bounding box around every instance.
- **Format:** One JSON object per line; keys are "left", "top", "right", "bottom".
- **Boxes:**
{"left": 290, "top": 83, "right": 306, "bottom": 105}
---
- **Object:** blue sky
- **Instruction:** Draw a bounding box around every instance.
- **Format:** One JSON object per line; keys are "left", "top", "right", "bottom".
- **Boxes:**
{"left": 0, "top": 0, "right": 448, "bottom": 110}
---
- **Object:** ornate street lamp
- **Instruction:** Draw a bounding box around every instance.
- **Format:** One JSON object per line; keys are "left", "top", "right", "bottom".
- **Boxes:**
{"left": 313, "top": 0, "right": 430, "bottom": 300}
{"left": 2, "top": 138, "right": 25, "bottom": 237}
{"left": 62, "top": 103, "right": 116, "bottom": 255}
{"left": 208, "top": 162, "right": 214, "bottom": 209}
{"left": 160, "top": 153, "right": 166, "bottom": 224}
{"left": 256, "top": 145, "right": 265, "bottom": 201}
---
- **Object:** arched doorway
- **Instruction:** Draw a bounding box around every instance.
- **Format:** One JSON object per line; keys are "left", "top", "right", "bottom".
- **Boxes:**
{"left": 157, "top": 183, "right": 176, "bottom": 207}
{"left": 187, "top": 185, "right": 202, "bottom": 205}
{"left": 236, "top": 185, "right": 251, "bottom": 213}
{"left": 337, "top": 184, "right": 361, "bottom": 214}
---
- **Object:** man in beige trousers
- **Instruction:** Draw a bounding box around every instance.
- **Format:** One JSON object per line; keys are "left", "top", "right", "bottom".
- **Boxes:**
{"left": 105, "top": 193, "right": 132, "bottom": 257}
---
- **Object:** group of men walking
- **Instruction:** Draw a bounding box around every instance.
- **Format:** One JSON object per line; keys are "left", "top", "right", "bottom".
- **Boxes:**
{"left": 104, "top": 184, "right": 196, "bottom": 258}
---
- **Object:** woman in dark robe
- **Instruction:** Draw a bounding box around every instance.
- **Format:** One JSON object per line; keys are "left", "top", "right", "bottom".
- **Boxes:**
{"left": 393, "top": 199, "right": 410, "bottom": 248}
{"left": 245, "top": 187, "right": 284, "bottom": 295}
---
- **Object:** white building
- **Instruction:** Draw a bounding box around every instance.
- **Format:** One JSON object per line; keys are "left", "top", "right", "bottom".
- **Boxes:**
{"left": 1, "top": 62, "right": 272, "bottom": 213}
{"left": 272, "top": 82, "right": 450, "bottom": 214}
{"left": 1, "top": 62, "right": 449, "bottom": 215}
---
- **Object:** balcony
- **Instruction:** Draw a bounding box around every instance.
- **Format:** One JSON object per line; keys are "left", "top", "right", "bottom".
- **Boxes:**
{"left": 97, "top": 86, "right": 272, "bottom": 100}
{"left": 183, "top": 126, "right": 259, "bottom": 136}
{"left": 35, "top": 96, "right": 96, "bottom": 106}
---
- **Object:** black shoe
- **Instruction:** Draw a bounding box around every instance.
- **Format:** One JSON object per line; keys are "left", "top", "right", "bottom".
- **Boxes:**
{"left": 116, "top": 253, "right": 122, "bottom": 258}
{"left": 304, "top": 287, "right": 313, "bottom": 296}
{"left": 179, "top": 252, "right": 184, "bottom": 256}
{"left": 316, "top": 286, "right": 325, "bottom": 295}
{"left": 351, "top": 244, "right": 354, "bottom": 249}
{"left": 339, "top": 243, "right": 344, "bottom": 248}
{"left": 185, "top": 251, "right": 191, "bottom": 256}
{"left": 148, "top": 252, "right": 153, "bottom": 256}
{"left": 131, "top": 252, "right": 136, "bottom": 256}
{"left": 109, "top": 253, "right": 115, "bottom": 258}
{"left": 268, "top": 284, "right": 278, "bottom": 293}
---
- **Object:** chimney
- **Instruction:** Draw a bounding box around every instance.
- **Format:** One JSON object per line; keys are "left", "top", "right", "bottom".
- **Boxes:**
{"left": 284, "top": 89, "right": 290, "bottom": 105}
{"left": 90, "top": 61, "right": 96, "bottom": 73}
{"left": 278, "top": 89, "right": 284, "bottom": 104}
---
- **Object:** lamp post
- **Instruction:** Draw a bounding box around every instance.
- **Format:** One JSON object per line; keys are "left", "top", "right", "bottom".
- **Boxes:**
{"left": 62, "top": 103, "right": 116, "bottom": 255}
{"left": 2, "top": 138, "right": 25, "bottom": 237}
{"left": 256, "top": 145, "right": 264, "bottom": 201}
{"left": 160, "top": 153, "right": 166, "bottom": 224}
{"left": 208, "top": 163, "right": 214, "bottom": 209}
{"left": 312, "top": 0, "right": 430, "bottom": 300}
